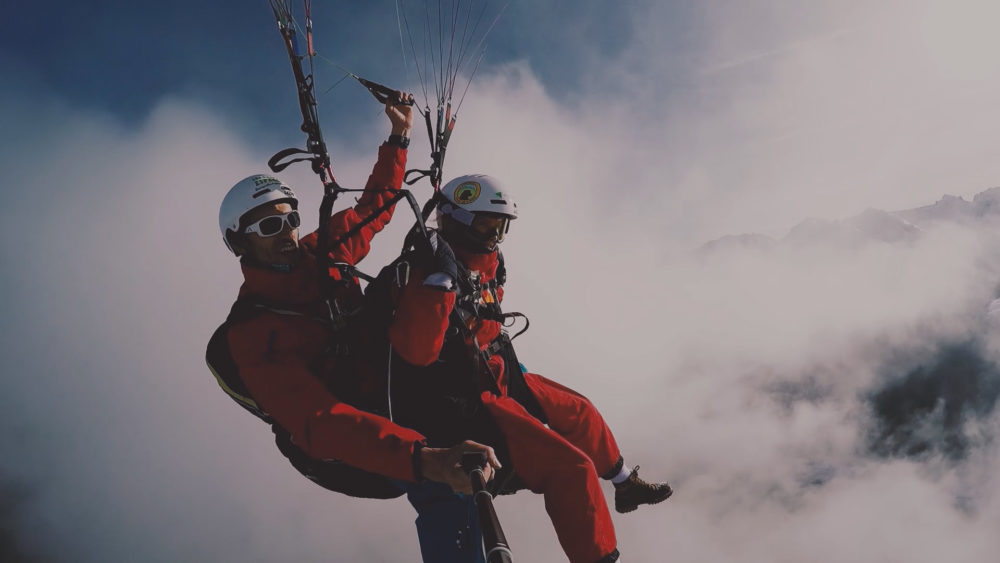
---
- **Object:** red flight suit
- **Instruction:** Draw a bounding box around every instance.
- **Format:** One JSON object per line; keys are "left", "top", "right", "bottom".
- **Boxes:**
{"left": 225, "top": 142, "right": 426, "bottom": 484}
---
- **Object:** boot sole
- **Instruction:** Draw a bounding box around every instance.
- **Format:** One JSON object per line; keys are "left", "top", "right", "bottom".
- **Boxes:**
{"left": 615, "top": 487, "right": 673, "bottom": 514}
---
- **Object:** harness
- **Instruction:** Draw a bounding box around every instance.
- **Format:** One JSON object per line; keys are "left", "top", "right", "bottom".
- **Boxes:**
{"left": 205, "top": 294, "right": 404, "bottom": 500}
{"left": 364, "top": 246, "right": 546, "bottom": 429}
{"left": 362, "top": 246, "right": 544, "bottom": 501}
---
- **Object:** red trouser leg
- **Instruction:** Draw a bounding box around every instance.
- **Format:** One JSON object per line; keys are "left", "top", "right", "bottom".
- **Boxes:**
{"left": 480, "top": 392, "right": 617, "bottom": 563}
{"left": 522, "top": 372, "right": 623, "bottom": 478}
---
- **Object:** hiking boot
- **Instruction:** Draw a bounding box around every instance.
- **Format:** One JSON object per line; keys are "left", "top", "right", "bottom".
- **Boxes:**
{"left": 614, "top": 465, "right": 672, "bottom": 514}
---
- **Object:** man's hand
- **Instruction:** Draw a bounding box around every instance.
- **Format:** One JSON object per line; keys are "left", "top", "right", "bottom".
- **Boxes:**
{"left": 421, "top": 440, "right": 502, "bottom": 494}
{"left": 386, "top": 90, "right": 415, "bottom": 137}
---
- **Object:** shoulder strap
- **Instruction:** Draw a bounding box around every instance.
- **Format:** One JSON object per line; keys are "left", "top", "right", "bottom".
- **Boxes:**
{"left": 360, "top": 249, "right": 422, "bottom": 349}
{"left": 331, "top": 261, "right": 375, "bottom": 283}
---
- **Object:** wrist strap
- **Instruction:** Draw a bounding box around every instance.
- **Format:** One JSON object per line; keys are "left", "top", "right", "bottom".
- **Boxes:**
{"left": 388, "top": 134, "right": 410, "bottom": 149}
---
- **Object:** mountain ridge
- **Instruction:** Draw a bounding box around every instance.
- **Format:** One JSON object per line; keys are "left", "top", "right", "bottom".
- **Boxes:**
{"left": 700, "top": 186, "right": 1000, "bottom": 253}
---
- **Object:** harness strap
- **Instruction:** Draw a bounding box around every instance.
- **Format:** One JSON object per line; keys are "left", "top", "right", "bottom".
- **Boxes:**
{"left": 482, "top": 332, "right": 548, "bottom": 425}
{"left": 325, "top": 190, "right": 409, "bottom": 252}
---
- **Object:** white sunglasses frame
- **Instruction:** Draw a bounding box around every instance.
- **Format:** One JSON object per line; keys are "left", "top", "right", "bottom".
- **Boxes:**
{"left": 243, "top": 210, "right": 301, "bottom": 237}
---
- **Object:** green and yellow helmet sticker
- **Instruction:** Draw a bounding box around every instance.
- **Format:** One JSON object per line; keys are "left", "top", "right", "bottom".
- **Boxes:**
{"left": 454, "top": 181, "right": 482, "bottom": 204}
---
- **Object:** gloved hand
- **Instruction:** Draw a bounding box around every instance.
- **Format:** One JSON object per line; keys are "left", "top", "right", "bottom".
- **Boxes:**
{"left": 422, "top": 230, "right": 459, "bottom": 291}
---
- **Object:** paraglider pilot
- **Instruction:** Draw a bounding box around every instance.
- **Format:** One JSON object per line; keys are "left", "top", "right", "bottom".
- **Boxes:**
{"left": 207, "top": 93, "right": 504, "bottom": 557}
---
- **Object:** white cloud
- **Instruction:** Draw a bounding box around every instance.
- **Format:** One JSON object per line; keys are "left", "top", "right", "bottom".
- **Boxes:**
{"left": 3, "top": 1, "right": 1000, "bottom": 561}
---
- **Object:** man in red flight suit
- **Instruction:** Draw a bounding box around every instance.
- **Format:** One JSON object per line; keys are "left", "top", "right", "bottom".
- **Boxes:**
{"left": 376, "top": 174, "right": 673, "bottom": 563}
{"left": 207, "top": 97, "right": 500, "bottom": 511}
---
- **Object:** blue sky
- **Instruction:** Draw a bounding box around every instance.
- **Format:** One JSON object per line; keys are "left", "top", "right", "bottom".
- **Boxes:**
{"left": 3, "top": 1, "right": 641, "bottom": 147}
{"left": 4, "top": 1, "right": 1000, "bottom": 561}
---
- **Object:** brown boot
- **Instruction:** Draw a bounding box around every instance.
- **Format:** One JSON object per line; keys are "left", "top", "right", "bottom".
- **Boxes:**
{"left": 613, "top": 465, "right": 672, "bottom": 514}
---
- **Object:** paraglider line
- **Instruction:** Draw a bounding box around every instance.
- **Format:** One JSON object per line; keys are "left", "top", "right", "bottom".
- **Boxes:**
{"left": 398, "top": 1, "right": 431, "bottom": 108}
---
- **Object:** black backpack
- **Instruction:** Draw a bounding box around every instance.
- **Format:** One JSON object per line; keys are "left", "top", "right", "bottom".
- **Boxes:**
{"left": 206, "top": 298, "right": 404, "bottom": 499}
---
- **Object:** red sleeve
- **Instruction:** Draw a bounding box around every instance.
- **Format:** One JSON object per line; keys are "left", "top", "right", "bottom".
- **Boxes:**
{"left": 229, "top": 319, "right": 424, "bottom": 482}
{"left": 388, "top": 267, "right": 457, "bottom": 366}
{"left": 326, "top": 142, "right": 408, "bottom": 266}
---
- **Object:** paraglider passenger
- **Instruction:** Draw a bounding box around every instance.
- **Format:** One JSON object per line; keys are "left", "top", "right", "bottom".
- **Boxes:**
{"left": 364, "top": 174, "right": 673, "bottom": 563}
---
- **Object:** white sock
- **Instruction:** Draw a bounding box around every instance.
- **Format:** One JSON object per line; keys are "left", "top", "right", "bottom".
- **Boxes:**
{"left": 610, "top": 463, "right": 633, "bottom": 485}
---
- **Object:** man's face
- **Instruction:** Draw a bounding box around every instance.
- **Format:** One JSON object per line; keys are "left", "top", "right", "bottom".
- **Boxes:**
{"left": 470, "top": 213, "right": 510, "bottom": 252}
{"left": 238, "top": 202, "right": 300, "bottom": 266}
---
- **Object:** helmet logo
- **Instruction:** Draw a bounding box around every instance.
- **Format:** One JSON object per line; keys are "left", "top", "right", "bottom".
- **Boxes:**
{"left": 252, "top": 175, "right": 279, "bottom": 189}
{"left": 454, "top": 182, "right": 481, "bottom": 204}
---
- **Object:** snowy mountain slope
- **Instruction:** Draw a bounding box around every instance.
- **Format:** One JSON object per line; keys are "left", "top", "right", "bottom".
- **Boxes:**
{"left": 701, "top": 186, "right": 1000, "bottom": 252}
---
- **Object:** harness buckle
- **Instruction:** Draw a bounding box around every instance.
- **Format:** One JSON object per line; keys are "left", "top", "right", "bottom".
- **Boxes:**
{"left": 485, "top": 336, "right": 507, "bottom": 357}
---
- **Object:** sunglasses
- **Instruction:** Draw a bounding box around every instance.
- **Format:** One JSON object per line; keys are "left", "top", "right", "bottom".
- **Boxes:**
{"left": 471, "top": 214, "right": 510, "bottom": 242}
{"left": 243, "top": 210, "right": 301, "bottom": 237}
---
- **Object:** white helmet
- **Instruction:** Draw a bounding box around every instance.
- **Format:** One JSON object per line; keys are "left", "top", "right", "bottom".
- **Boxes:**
{"left": 438, "top": 174, "right": 518, "bottom": 225}
{"left": 437, "top": 174, "right": 517, "bottom": 252}
{"left": 219, "top": 174, "right": 298, "bottom": 254}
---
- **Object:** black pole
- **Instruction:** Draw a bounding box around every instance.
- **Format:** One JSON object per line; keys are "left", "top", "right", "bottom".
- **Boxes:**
{"left": 461, "top": 453, "right": 512, "bottom": 563}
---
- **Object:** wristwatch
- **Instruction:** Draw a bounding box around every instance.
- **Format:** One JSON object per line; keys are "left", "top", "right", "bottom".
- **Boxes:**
{"left": 388, "top": 134, "right": 410, "bottom": 149}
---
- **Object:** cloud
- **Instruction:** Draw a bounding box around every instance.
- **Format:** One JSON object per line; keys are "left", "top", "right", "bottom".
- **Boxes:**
{"left": 0, "top": 94, "right": 422, "bottom": 562}
{"left": 4, "top": 1, "right": 1000, "bottom": 561}
{"left": 582, "top": 0, "right": 1000, "bottom": 244}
